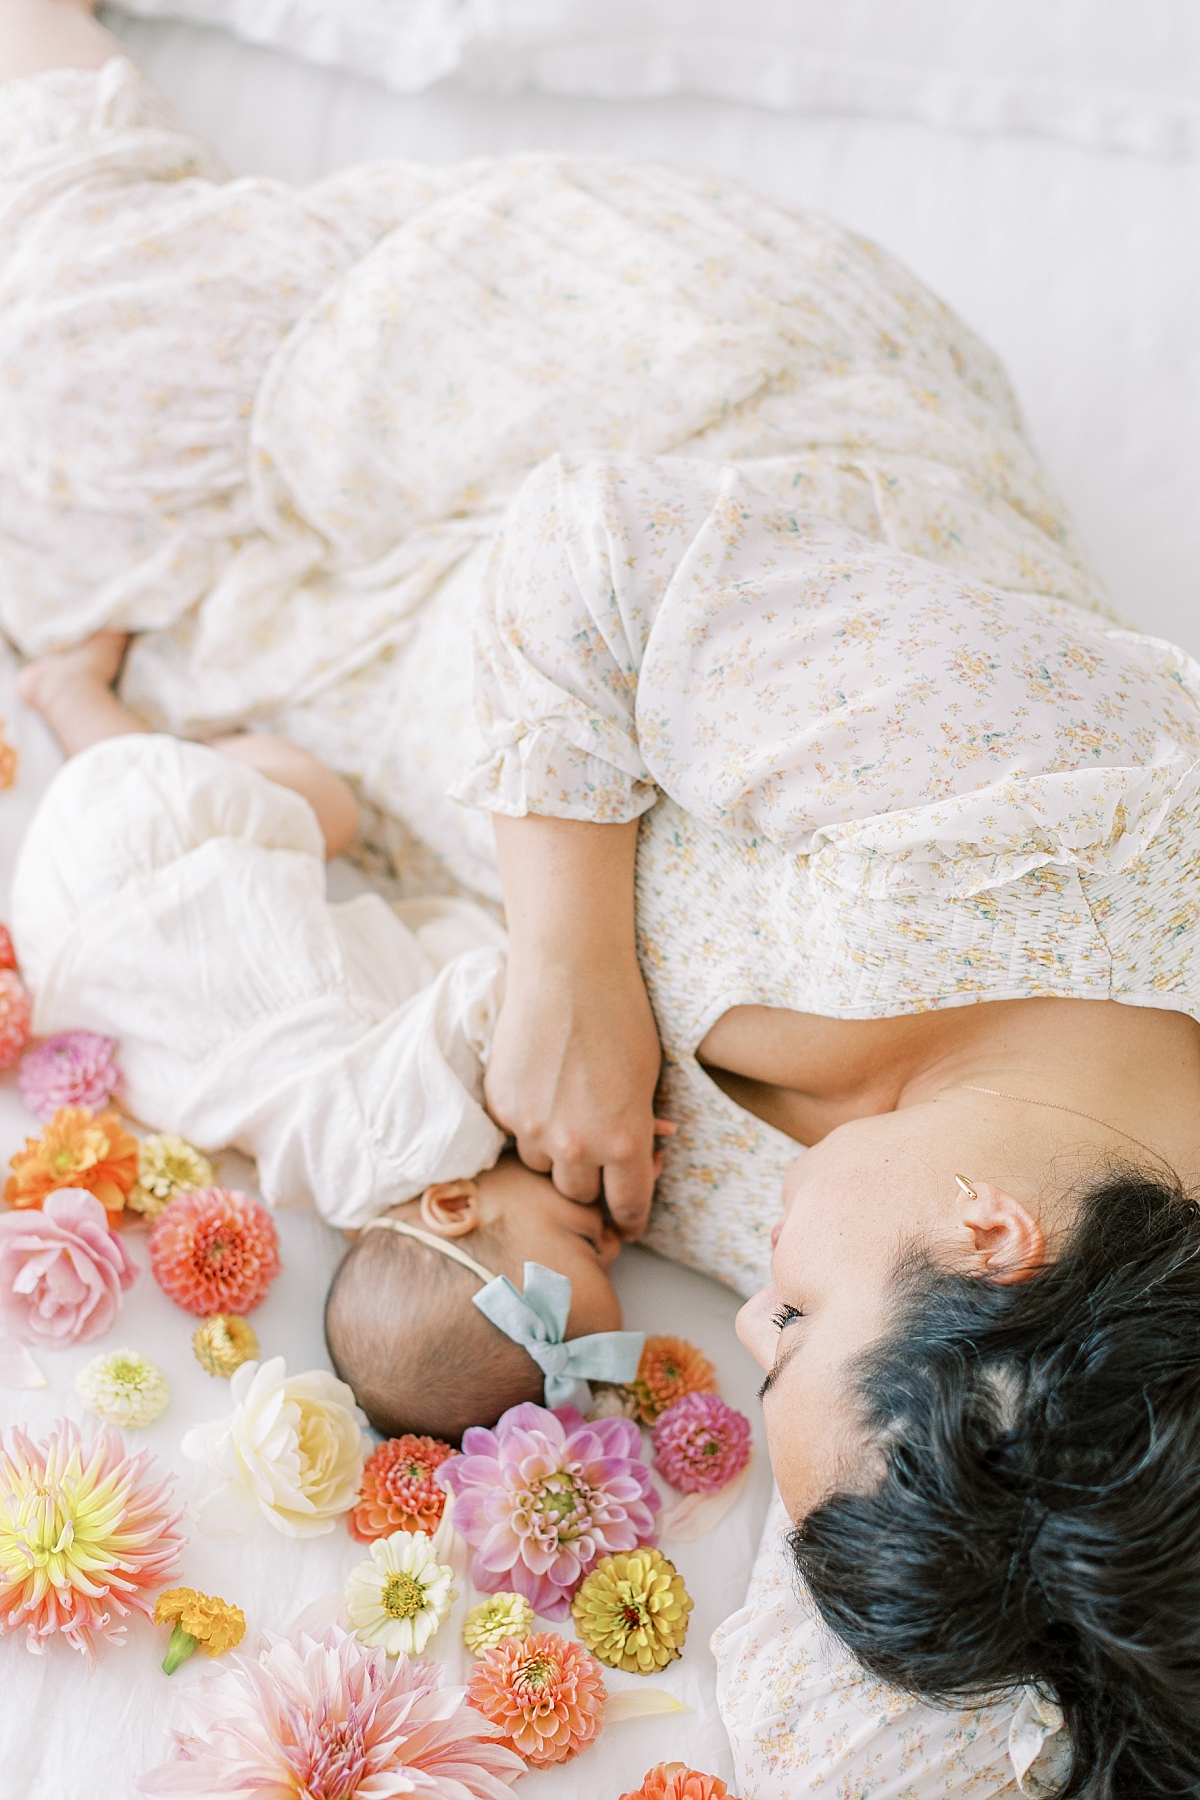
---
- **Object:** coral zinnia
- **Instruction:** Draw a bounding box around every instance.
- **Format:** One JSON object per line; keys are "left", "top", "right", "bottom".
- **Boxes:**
{"left": 652, "top": 1392, "right": 752, "bottom": 1494}
{"left": 18, "top": 1031, "right": 123, "bottom": 1122}
{"left": 0, "top": 1419, "right": 184, "bottom": 1663}
{"left": 149, "top": 1186, "right": 280, "bottom": 1316}
{"left": 438, "top": 1401, "right": 659, "bottom": 1619}
{"left": 620, "top": 1765, "right": 733, "bottom": 1800}
{"left": 467, "top": 1631, "right": 606, "bottom": 1768}
{"left": 631, "top": 1336, "right": 718, "bottom": 1425}
{"left": 127, "top": 1133, "right": 214, "bottom": 1220}
{"left": 349, "top": 1434, "right": 457, "bottom": 1543}
{"left": 0, "top": 968, "right": 30, "bottom": 1070}
{"left": 140, "top": 1625, "right": 525, "bottom": 1797}
{"left": 571, "top": 1547, "right": 693, "bottom": 1672}
{"left": 5, "top": 1104, "right": 138, "bottom": 1221}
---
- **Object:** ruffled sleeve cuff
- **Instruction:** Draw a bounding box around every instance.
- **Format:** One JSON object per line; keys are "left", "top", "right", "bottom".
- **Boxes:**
{"left": 450, "top": 722, "right": 659, "bottom": 824}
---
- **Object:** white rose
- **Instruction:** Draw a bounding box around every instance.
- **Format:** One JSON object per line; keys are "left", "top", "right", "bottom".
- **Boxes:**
{"left": 182, "top": 1356, "right": 369, "bottom": 1538}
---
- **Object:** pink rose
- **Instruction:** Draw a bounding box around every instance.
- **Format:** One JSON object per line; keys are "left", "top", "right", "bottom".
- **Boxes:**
{"left": 0, "top": 1188, "right": 137, "bottom": 1345}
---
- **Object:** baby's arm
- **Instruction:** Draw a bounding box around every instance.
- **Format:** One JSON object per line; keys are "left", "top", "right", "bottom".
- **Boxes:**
{"left": 18, "top": 629, "right": 358, "bottom": 858}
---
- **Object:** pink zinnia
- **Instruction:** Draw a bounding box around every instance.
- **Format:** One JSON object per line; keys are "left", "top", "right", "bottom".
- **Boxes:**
{"left": 18, "top": 1031, "right": 123, "bottom": 1121}
{"left": 652, "top": 1392, "right": 752, "bottom": 1495}
{"left": 438, "top": 1401, "right": 659, "bottom": 1620}
{"left": 0, "top": 1419, "right": 184, "bottom": 1664}
{"left": 139, "top": 1624, "right": 525, "bottom": 1799}
{"left": 0, "top": 1187, "right": 137, "bottom": 1346}
{"left": 149, "top": 1187, "right": 280, "bottom": 1316}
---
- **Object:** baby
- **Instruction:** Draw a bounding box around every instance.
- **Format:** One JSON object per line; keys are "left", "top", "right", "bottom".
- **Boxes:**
{"left": 12, "top": 634, "right": 643, "bottom": 1440}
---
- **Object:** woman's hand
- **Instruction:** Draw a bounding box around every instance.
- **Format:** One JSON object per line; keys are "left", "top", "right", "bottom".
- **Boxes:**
{"left": 485, "top": 813, "right": 670, "bottom": 1237}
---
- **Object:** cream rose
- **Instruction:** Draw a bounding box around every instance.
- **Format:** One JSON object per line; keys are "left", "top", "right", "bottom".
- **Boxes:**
{"left": 182, "top": 1356, "right": 369, "bottom": 1538}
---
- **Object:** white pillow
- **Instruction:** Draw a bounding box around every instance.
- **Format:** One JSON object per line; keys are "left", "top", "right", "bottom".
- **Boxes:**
{"left": 107, "top": 0, "right": 1200, "bottom": 158}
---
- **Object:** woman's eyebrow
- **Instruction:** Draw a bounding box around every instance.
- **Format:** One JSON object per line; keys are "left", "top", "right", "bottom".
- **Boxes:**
{"left": 758, "top": 1334, "right": 804, "bottom": 1401}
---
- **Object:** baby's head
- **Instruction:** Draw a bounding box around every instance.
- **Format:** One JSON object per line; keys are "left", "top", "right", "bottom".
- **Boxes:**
{"left": 324, "top": 1152, "right": 624, "bottom": 1441}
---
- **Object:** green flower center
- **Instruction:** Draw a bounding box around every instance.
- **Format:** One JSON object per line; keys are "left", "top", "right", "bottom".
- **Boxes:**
{"left": 108, "top": 1358, "right": 150, "bottom": 1389}
{"left": 382, "top": 1571, "right": 428, "bottom": 1620}
{"left": 534, "top": 1473, "right": 580, "bottom": 1521}
{"left": 520, "top": 1655, "right": 555, "bottom": 1691}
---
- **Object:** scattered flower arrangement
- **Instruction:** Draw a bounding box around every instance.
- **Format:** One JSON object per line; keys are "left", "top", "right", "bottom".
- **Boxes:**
{"left": 572, "top": 1546, "right": 693, "bottom": 1673}
{"left": 18, "top": 1030, "right": 122, "bottom": 1121}
{"left": 467, "top": 1629, "right": 607, "bottom": 1768}
{"left": 621, "top": 1766, "right": 735, "bottom": 1800}
{"left": 438, "top": 1401, "right": 660, "bottom": 1619}
{"left": 127, "top": 1133, "right": 214, "bottom": 1220}
{"left": 0, "top": 968, "right": 31, "bottom": 1071}
{"left": 155, "top": 1587, "right": 246, "bottom": 1672}
{"left": 76, "top": 1347, "right": 169, "bottom": 1427}
{"left": 653, "top": 1392, "right": 752, "bottom": 1495}
{"left": 0, "top": 1187, "right": 136, "bottom": 1345}
{"left": 631, "top": 1335, "right": 719, "bottom": 1425}
{"left": 139, "top": 1624, "right": 525, "bottom": 1797}
{"left": 5, "top": 1104, "right": 138, "bottom": 1221}
{"left": 345, "top": 1528, "right": 458, "bottom": 1656}
{"left": 181, "top": 1356, "right": 368, "bottom": 1537}
{"left": 192, "top": 1311, "right": 259, "bottom": 1377}
{"left": 0, "top": 1419, "right": 184, "bottom": 1663}
{"left": 149, "top": 1186, "right": 280, "bottom": 1316}
{"left": 349, "top": 1432, "right": 458, "bottom": 1543}
{"left": 463, "top": 1591, "right": 535, "bottom": 1654}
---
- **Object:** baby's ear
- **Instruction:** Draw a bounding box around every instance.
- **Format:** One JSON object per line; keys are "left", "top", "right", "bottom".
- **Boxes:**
{"left": 419, "top": 1179, "right": 481, "bottom": 1236}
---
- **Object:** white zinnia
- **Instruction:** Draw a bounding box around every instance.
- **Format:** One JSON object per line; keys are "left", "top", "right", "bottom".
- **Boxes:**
{"left": 75, "top": 1348, "right": 169, "bottom": 1427}
{"left": 181, "top": 1356, "right": 370, "bottom": 1538}
{"left": 345, "top": 1530, "right": 458, "bottom": 1656}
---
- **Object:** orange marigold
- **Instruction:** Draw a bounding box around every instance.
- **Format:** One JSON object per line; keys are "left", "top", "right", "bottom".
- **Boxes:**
{"left": 348, "top": 1434, "right": 457, "bottom": 1543}
{"left": 620, "top": 1765, "right": 733, "bottom": 1800}
{"left": 631, "top": 1335, "right": 718, "bottom": 1425}
{"left": 5, "top": 1105, "right": 138, "bottom": 1222}
{"left": 466, "top": 1631, "right": 606, "bottom": 1768}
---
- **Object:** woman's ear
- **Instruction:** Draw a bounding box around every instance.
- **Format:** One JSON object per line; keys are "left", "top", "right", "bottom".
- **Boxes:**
{"left": 953, "top": 1177, "right": 1045, "bottom": 1285}
{"left": 419, "top": 1178, "right": 482, "bottom": 1237}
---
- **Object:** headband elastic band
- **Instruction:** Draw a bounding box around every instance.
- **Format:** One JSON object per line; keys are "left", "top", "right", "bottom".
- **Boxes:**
{"left": 361, "top": 1216, "right": 498, "bottom": 1284}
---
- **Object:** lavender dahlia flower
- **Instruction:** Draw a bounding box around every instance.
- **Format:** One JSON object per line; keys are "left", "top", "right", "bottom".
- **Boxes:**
{"left": 438, "top": 1402, "right": 659, "bottom": 1619}
{"left": 18, "top": 1031, "right": 122, "bottom": 1122}
{"left": 652, "top": 1391, "right": 752, "bottom": 1495}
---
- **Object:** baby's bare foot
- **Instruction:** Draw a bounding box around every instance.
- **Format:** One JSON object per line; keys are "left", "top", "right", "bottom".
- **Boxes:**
{"left": 17, "top": 631, "right": 144, "bottom": 757}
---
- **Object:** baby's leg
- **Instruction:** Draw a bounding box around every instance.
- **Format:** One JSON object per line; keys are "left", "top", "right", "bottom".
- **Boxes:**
{"left": 0, "top": 0, "right": 118, "bottom": 82}
{"left": 18, "top": 631, "right": 359, "bottom": 858}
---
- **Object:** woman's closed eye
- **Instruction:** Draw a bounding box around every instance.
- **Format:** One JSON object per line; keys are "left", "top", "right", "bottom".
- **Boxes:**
{"left": 772, "top": 1302, "right": 804, "bottom": 1331}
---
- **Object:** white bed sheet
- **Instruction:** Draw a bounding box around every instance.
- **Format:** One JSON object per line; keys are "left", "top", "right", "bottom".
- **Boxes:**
{"left": 0, "top": 650, "right": 773, "bottom": 1800}
{"left": 101, "top": 4, "right": 1200, "bottom": 661}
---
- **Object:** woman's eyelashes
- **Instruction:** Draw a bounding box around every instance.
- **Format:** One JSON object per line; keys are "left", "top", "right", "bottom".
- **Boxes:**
{"left": 772, "top": 1302, "right": 804, "bottom": 1331}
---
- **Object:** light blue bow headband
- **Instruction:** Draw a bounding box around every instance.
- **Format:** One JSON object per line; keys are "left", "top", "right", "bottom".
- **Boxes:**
{"left": 362, "top": 1218, "right": 643, "bottom": 1409}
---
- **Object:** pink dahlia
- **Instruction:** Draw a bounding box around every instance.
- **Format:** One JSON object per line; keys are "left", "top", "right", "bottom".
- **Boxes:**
{"left": 0, "top": 968, "right": 31, "bottom": 1071}
{"left": 18, "top": 1031, "right": 123, "bottom": 1121}
{"left": 438, "top": 1401, "right": 659, "bottom": 1620}
{"left": 149, "top": 1186, "right": 280, "bottom": 1316}
{"left": 652, "top": 1393, "right": 752, "bottom": 1496}
{"left": 0, "top": 1419, "right": 184, "bottom": 1664}
{"left": 0, "top": 1187, "right": 137, "bottom": 1345}
{"left": 139, "top": 1624, "right": 525, "bottom": 1799}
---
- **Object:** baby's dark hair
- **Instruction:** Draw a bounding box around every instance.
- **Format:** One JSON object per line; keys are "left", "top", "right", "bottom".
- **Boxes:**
{"left": 324, "top": 1218, "right": 542, "bottom": 1442}
{"left": 791, "top": 1167, "right": 1200, "bottom": 1798}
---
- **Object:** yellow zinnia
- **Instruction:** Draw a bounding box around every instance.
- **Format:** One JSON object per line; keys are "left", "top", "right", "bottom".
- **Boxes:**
{"left": 571, "top": 1547, "right": 693, "bottom": 1673}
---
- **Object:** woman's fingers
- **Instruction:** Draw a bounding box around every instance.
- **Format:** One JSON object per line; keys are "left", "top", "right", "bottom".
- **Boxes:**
{"left": 548, "top": 1155, "right": 603, "bottom": 1205}
{"left": 601, "top": 1147, "right": 659, "bottom": 1239}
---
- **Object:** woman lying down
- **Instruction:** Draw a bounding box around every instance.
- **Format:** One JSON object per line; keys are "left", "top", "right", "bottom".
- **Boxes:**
{"left": 6, "top": 4, "right": 1200, "bottom": 1796}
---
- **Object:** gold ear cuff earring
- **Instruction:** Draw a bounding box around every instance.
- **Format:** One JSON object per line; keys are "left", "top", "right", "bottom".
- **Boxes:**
{"left": 954, "top": 1173, "right": 978, "bottom": 1201}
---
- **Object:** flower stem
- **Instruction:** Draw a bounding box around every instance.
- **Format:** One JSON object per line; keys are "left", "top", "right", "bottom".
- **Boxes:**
{"left": 162, "top": 1623, "right": 200, "bottom": 1673}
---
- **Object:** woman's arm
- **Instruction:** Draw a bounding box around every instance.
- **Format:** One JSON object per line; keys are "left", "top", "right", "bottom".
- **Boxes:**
{"left": 486, "top": 812, "right": 666, "bottom": 1236}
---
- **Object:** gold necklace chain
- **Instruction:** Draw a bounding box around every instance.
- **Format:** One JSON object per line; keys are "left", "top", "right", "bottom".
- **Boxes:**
{"left": 956, "top": 1084, "right": 1171, "bottom": 1170}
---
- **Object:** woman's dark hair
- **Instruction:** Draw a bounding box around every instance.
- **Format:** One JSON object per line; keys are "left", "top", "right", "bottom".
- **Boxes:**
{"left": 792, "top": 1168, "right": 1200, "bottom": 1798}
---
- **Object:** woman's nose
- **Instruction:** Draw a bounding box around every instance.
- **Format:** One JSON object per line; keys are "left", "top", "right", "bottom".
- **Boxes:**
{"left": 735, "top": 1284, "right": 780, "bottom": 1370}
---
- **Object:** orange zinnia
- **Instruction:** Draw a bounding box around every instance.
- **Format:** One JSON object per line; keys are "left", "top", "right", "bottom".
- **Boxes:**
{"left": 620, "top": 1766, "right": 734, "bottom": 1800}
{"left": 631, "top": 1334, "right": 719, "bottom": 1425}
{"left": 5, "top": 1106, "right": 139, "bottom": 1223}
